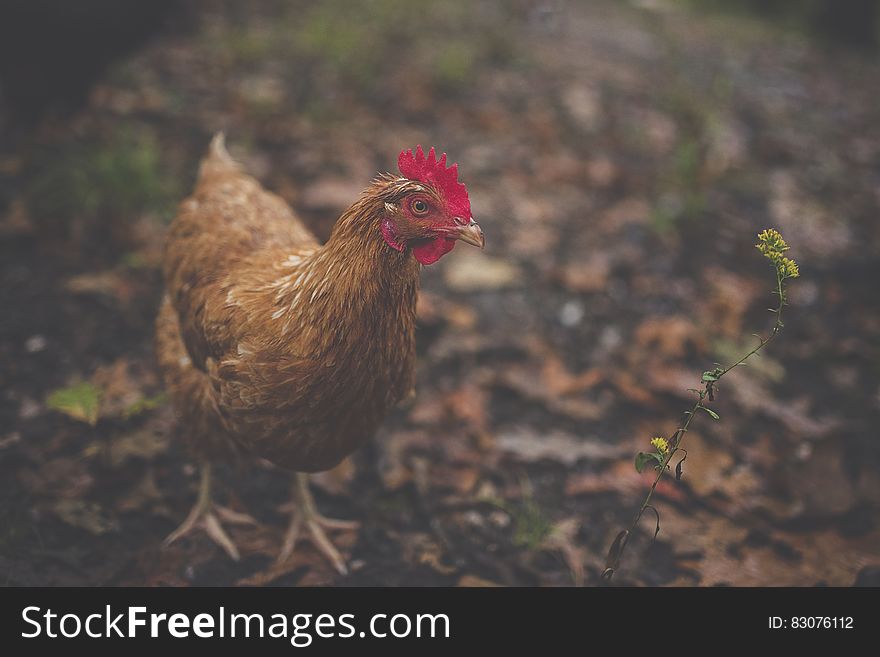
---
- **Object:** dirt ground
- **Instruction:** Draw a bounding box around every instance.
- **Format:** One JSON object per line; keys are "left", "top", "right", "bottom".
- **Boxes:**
{"left": 1, "top": 0, "right": 878, "bottom": 587}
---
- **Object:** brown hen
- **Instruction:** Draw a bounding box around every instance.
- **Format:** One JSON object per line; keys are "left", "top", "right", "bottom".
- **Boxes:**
{"left": 156, "top": 135, "right": 483, "bottom": 572}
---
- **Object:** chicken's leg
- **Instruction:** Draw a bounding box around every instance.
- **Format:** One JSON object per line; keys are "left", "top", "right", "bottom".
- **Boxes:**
{"left": 277, "top": 473, "right": 359, "bottom": 574}
{"left": 162, "top": 463, "right": 256, "bottom": 561}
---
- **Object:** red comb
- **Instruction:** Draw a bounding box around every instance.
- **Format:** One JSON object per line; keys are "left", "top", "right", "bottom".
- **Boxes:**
{"left": 398, "top": 146, "right": 471, "bottom": 219}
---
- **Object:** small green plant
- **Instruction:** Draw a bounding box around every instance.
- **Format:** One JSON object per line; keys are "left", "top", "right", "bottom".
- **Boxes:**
{"left": 46, "top": 382, "right": 103, "bottom": 427}
{"left": 490, "top": 477, "right": 554, "bottom": 551}
{"left": 603, "top": 228, "right": 800, "bottom": 581}
{"left": 509, "top": 498, "right": 554, "bottom": 551}
{"left": 26, "top": 127, "right": 177, "bottom": 223}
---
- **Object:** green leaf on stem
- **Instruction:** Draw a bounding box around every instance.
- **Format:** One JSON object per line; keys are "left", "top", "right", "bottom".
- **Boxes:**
{"left": 634, "top": 451, "right": 663, "bottom": 473}
{"left": 700, "top": 406, "right": 720, "bottom": 420}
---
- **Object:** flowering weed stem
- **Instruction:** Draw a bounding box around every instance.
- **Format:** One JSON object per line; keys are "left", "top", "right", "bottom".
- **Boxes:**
{"left": 602, "top": 229, "right": 800, "bottom": 581}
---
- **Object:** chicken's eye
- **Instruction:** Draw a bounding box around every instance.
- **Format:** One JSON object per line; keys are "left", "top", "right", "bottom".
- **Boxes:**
{"left": 411, "top": 199, "right": 429, "bottom": 215}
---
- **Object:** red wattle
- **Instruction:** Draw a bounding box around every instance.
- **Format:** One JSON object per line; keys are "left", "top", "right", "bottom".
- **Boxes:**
{"left": 412, "top": 238, "right": 456, "bottom": 265}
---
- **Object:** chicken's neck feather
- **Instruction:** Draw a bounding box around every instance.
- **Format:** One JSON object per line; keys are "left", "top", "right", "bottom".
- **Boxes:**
{"left": 269, "top": 181, "right": 420, "bottom": 352}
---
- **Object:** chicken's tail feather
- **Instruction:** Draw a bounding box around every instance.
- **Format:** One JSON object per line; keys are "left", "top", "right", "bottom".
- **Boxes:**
{"left": 198, "top": 131, "right": 240, "bottom": 182}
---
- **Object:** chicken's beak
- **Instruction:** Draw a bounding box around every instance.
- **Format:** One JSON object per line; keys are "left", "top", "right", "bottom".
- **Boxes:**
{"left": 455, "top": 218, "right": 485, "bottom": 249}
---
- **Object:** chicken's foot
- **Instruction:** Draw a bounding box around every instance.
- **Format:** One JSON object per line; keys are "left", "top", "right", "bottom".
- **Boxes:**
{"left": 276, "top": 473, "right": 359, "bottom": 575}
{"left": 162, "top": 464, "right": 257, "bottom": 561}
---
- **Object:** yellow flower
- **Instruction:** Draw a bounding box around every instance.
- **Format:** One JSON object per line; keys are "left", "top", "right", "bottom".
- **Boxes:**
{"left": 780, "top": 257, "right": 799, "bottom": 278}
{"left": 756, "top": 228, "right": 789, "bottom": 259}
{"left": 756, "top": 228, "right": 799, "bottom": 279}
{"left": 650, "top": 437, "right": 670, "bottom": 455}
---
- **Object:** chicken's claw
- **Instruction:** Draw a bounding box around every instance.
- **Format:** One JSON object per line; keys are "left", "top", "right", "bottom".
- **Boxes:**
{"left": 276, "top": 473, "right": 360, "bottom": 575}
{"left": 162, "top": 464, "right": 257, "bottom": 561}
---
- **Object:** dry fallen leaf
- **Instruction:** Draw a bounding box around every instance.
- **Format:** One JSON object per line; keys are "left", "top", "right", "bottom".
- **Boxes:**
{"left": 444, "top": 383, "right": 491, "bottom": 436}
{"left": 495, "top": 365, "right": 607, "bottom": 421}
{"left": 660, "top": 505, "right": 879, "bottom": 586}
{"left": 726, "top": 371, "right": 840, "bottom": 438}
{"left": 674, "top": 433, "right": 761, "bottom": 501}
{"left": 701, "top": 267, "right": 761, "bottom": 339}
{"left": 91, "top": 358, "right": 149, "bottom": 419}
{"left": 555, "top": 252, "right": 611, "bottom": 293}
{"left": 565, "top": 458, "right": 686, "bottom": 502}
{"left": 595, "top": 198, "right": 650, "bottom": 235}
{"left": 52, "top": 499, "right": 119, "bottom": 535}
{"left": 429, "top": 463, "right": 481, "bottom": 495}
{"left": 634, "top": 316, "right": 706, "bottom": 360}
{"left": 105, "top": 426, "right": 170, "bottom": 466}
{"left": 397, "top": 531, "right": 456, "bottom": 575}
{"left": 561, "top": 83, "right": 602, "bottom": 131}
{"left": 442, "top": 249, "right": 523, "bottom": 291}
{"left": 457, "top": 574, "right": 501, "bottom": 587}
{"left": 417, "top": 542, "right": 457, "bottom": 575}
{"left": 540, "top": 356, "right": 604, "bottom": 396}
{"left": 64, "top": 270, "right": 135, "bottom": 303}
{"left": 643, "top": 366, "right": 700, "bottom": 401}
{"left": 498, "top": 428, "right": 623, "bottom": 466}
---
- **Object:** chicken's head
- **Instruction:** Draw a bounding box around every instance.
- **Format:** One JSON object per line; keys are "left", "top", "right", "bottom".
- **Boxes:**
{"left": 381, "top": 146, "right": 484, "bottom": 265}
